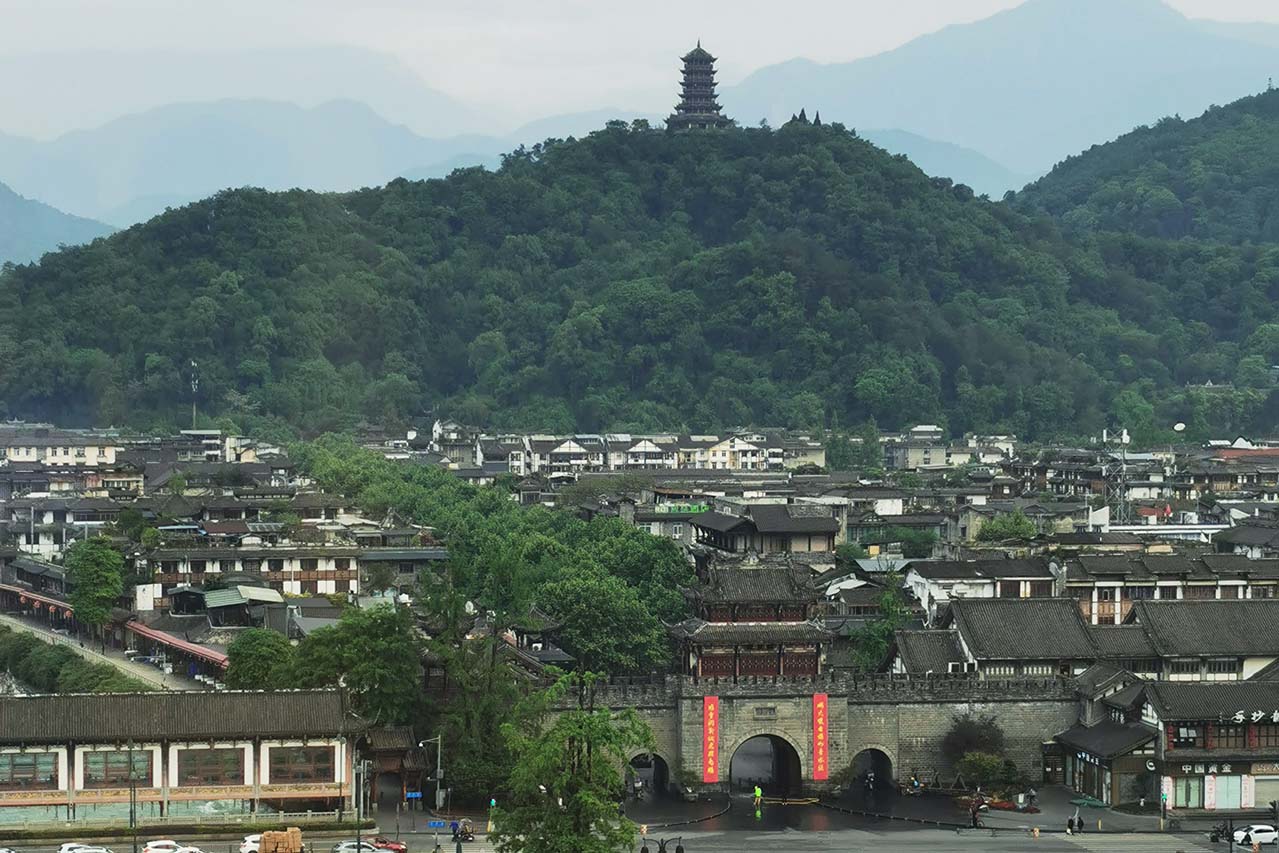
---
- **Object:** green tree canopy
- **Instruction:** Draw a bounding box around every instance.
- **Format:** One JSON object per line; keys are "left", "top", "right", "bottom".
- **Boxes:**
{"left": 225, "top": 628, "right": 295, "bottom": 689}
{"left": 492, "top": 673, "right": 653, "bottom": 853}
{"left": 65, "top": 538, "right": 124, "bottom": 634}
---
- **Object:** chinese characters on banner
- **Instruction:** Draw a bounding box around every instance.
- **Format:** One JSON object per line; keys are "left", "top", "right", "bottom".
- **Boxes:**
{"left": 812, "top": 693, "right": 829, "bottom": 781}
{"left": 703, "top": 696, "right": 720, "bottom": 783}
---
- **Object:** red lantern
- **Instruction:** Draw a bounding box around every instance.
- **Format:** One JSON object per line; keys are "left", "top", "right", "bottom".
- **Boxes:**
{"left": 18, "top": 595, "right": 27, "bottom": 605}
{"left": 32, "top": 602, "right": 41, "bottom": 611}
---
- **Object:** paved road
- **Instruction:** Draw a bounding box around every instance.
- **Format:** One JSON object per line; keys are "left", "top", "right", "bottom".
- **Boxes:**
{"left": 2, "top": 827, "right": 1222, "bottom": 853}
{"left": 0, "top": 612, "right": 203, "bottom": 691}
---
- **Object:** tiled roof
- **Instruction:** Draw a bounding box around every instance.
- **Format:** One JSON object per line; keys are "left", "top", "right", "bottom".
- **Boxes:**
{"left": 670, "top": 619, "right": 832, "bottom": 644}
{"left": 1146, "top": 681, "right": 1279, "bottom": 721}
{"left": 700, "top": 566, "right": 817, "bottom": 604}
{"left": 894, "top": 630, "right": 964, "bottom": 675}
{"left": 0, "top": 689, "right": 354, "bottom": 744}
{"left": 1055, "top": 721, "right": 1156, "bottom": 760}
{"left": 689, "top": 511, "right": 754, "bottom": 533}
{"left": 907, "top": 558, "right": 1052, "bottom": 580}
{"left": 748, "top": 504, "right": 839, "bottom": 534}
{"left": 1091, "top": 625, "right": 1158, "bottom": 659}
{"left": 1127, "top": 600, "right": 1279, "bottom": 656}
{"left": 950, "top": 598, "right": 1097, "bottom": 660}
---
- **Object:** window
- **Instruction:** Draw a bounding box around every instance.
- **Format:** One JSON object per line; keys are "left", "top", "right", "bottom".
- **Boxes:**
{"left": 1098, "top": 589, "right": 1114, "bottom": 601}
{"left": 998, "top": 581, "right": 1021, "bottom": 598}
{"left": 83, "top": 750, "right": 150, "bottom": 788}
{"left": 1156, "top": 586, "right": 1178, "bottom": 600}
{"left": 0, "top": 752, "right": 58, "bottom": 790}
{"left": 219, "top": 560, "right": 236, "bottom": 572}
{"left": 1170, "top": 660, "right": 1200, "bottom": 676}
{"left": 1185, "top": 586, "right": 1216, "bottom": 599}
{"left": 301, "top": 580, "right": 319, "bottom": 595}
{"left": 1207, "top": 658, "right": 1241, "bottom": 676}
{"left": 1259, "top": 725, "right": 1279, "bottom": 748}
{"left": 334, "top": 558, "right": 350, "bottom": 571}
{"left": 177, "top": 748, "right": 244, "bottom": 786}
{"left": 1125, "top": 586, "right": 1155, "bottom": 600}
{"left": 190, "top": 560, "right": 206, "bottom": 575}
{"left": 1221, "top": 585, "right": 1244, "bottom": 600}
{"left": 1172, "top": 725, "right": 1204, "bottom": 749}
{"left": 269, "top": 746, "right": 334, "bottom": 783}
{"left": 268, "top": 559, "right": 285, "bottom": 572}
{"left": 672, "top": 524, "right": 683, "bottom": 538}
{"left": 1028, "top": 581, "right": 1053, "bottom": 597}
{"left": 1251, "top": 586, "right": 1277, "bottom": 599}
{"left": 1217, "top": 724, "right": 1246, "bottom": 749}
{"left": 301, "top": 559, "right": 319, "bottom": 571}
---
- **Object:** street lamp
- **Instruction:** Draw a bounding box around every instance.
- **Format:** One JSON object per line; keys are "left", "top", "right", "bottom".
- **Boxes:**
{"left": 418, "top": 735, "right": 444, "bottom": 813}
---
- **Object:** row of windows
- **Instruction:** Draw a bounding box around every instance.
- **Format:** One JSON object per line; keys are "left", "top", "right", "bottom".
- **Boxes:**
{"left": 1171, "top": 723, "right": 1279, "bottom": 749}
{"left": 0, "top": 747, "right": 334, "bottom": 790}
{"left": 0, "top": 753, "right": 58, "bottom": 790}
{"left": 162, "top": 558, "right": 352, "bottom": 573}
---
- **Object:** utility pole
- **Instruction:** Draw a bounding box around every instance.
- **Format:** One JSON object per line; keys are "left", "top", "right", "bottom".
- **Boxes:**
{"left": 129, "top": 739, "right": 139, "bottom": 853}
{"left": 189, "top": 360, "right": 199, "bottom": 430}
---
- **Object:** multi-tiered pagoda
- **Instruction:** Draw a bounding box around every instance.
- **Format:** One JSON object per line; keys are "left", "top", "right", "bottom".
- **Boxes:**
{"left": 666, "top": 42, "right": 732, "bottom": 130}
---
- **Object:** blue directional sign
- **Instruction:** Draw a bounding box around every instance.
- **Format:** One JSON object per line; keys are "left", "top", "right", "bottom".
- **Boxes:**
{"left": 405, "top": 790, "right": 422, "bottom": 800}
{"left": 428, "top": 820, "right": 445, "bottom": 828}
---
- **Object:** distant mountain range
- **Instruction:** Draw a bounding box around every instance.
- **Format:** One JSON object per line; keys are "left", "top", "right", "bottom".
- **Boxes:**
{"left": 0, "top": 45, "right": 482, "bottom": 140}
{"left": 7, "top": 0, "right": 1279, "bottom": 221}
{"left": 724, "top": 0, "right": 1279, "bottom": 178}
{"left": 0, "top": 99, "right": 1016, "bottom": 226}
{"left": 0, "top": 181, "right": 113, "bottom": 266}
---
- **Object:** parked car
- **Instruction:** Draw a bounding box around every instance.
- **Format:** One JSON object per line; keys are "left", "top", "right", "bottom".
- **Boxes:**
{"left": 58, "top": 845, "right": 92, "bottom": 853}
{"left": 239, "top": 836, "right": 262, "bottom": 853}
{"left": 175, "top": 847, "right": 205, "bottom": 853}
{"left": 1235, "top": 824, "right": 1279, "bottom": 846}
{"left": 330, "top": 843, "right": 379, "bottom": 853}
{"left": 143, "top": 841, "right": 183, "bottom": 853}
{"left": 372, "top": 838, "right": 408, "bottom": 853}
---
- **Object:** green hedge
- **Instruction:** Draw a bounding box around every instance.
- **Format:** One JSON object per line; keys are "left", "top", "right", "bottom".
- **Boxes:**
{"left": 0, "top": 625, "right": 154, "bottom": 692}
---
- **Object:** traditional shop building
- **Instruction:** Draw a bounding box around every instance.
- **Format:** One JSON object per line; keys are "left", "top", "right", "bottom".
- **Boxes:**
{"left": 0, "top": 690, "right": 359, "bottom": 818}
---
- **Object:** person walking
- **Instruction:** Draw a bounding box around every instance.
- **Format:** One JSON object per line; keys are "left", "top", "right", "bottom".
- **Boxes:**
{"left": 753, "top": 784, "right": 763, "bottom": 809}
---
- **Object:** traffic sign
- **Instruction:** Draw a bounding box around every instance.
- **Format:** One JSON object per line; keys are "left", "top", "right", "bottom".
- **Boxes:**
{"left": 405, "top": 790, "right": 422, "bottom": 800}
{"left": 428, "top": 820, "right": 445, "bottom": 828}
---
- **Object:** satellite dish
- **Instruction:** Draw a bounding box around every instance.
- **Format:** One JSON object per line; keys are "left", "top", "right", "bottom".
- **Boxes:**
{"left": 1173, "top": 422, "right": 1186, "bottom": 433}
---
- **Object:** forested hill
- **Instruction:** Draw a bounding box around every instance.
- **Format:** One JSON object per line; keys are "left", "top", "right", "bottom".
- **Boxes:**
{"left": 1015, "top": 88, "right": 1279, "bottom": 243}
{"left": 1, "top": 121, "right": 1277, "bottom": 441}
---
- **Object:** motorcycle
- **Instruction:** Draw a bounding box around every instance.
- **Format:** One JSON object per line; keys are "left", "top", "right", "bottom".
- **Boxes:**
{"left": 1208, "top": 821, "right": 1231, "bottom": 843}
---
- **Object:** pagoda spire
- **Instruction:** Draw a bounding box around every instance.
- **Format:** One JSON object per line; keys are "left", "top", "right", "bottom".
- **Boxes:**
{"left": 666, "top": 42, "right": 733, "bottom": 131}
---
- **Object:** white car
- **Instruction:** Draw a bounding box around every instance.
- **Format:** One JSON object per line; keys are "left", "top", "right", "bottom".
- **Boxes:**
{"left": 239, "top": 835, "right": 262, "bottom": 853}
{"left": 143, "top": 842, "right": 182, "bottom": 853}
{"left": 1236, "top": 824, "right": 1279, "bottom": 846}
{"left": 58, "top": 845, "right": 92, "bottom": 853}
{"left": 175, "top": 847, "right": 205, "bottom": 853}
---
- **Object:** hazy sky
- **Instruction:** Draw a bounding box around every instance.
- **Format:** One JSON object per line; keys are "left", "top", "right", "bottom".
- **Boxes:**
{"left": 3, "top": 0, "right": 1279, "bottom": 129}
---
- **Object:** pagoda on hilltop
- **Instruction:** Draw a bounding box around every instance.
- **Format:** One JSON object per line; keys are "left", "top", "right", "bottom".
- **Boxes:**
{"left": 666, "top": 42, "right": 733, "bottom": 130}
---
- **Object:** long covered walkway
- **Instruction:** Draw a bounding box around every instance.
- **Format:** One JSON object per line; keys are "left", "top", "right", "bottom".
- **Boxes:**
{"left": 0, "top": 611, "right": 203, "bottom": 691}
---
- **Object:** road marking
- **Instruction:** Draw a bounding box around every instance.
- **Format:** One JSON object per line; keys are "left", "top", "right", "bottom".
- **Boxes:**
{"left": 1060, "top": 832, "right": 1214, "bottom": 852}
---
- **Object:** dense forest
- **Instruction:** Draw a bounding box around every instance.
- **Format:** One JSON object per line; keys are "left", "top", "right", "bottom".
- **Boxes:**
{"left": 1016, "top": 88, "right": 1279, "bottom": 244}
{"left": 2, "top": 117, "right": 1279, "bottom": 441}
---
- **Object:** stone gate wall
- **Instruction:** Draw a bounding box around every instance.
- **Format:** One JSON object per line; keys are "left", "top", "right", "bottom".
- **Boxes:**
{"left": 578, "top": 673, "right": 1078, "bottom": 791}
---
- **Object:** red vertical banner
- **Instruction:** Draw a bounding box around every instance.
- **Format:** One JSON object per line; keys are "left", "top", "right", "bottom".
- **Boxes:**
{"left": 812, "top": 693, "right": 829, "bottom": 781}
{"left": 703, "top": 696, "right": 720, "bottom": 783}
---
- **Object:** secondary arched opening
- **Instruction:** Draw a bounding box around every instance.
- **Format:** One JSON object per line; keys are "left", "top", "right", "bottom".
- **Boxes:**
{"left": 729, "top": 735, "right": 802, "bottom": 796}
{"left": 852, "top": 748, "right": 893, "bottom": 790}
{"left": 627, "top": 753, "right": 671, "bottom": 799}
